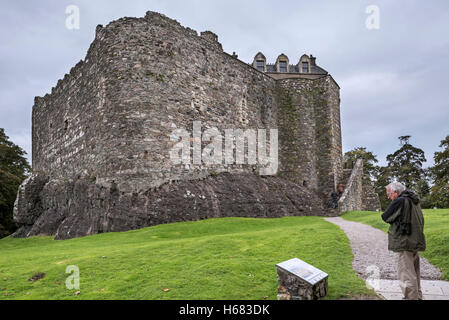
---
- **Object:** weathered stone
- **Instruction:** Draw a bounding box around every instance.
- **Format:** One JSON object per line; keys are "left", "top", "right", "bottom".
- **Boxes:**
{"left": 13, "top": 173, "right": 49, "bottom": 226}
{"left": 13, "top": 10, "right": 374, "bottom": 239}
{"left": 276, "top": 258, "right": 328, "bottom": 300}
{"left": 338, "top": 159, "right": 381, "bottom": 213}
{"left": 362, "top": 174, "right": 381, "bottom": 211}
{"left": 276, "top": 77, "right": 343, "bottom": 203}
{"left": 277, "top": 285, "right": 288, "bottom": 294}
{"left": 13, "top": 172, "right": 327, "bottom": 240}
{"left": 277, "top": 294, "right": 290, "bottom": 300}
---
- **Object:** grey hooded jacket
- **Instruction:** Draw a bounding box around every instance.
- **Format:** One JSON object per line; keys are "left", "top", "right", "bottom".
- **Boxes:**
{"left": 381, "top": 190, "right": 426, "bottom": 252}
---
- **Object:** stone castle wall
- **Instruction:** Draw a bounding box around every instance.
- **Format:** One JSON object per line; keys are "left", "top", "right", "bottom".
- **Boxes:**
{"left": 32, "top": 26, "right": 109, "bottom": 179}
{"left": 13, "top": 172, "right": 328, "bottom": 239}
{"left": 33, "top": 12, "right": 281, "bottom": 194}
{"left": 362, "top": 174, "right": 382, "bottom": 211}
{"left": 14, "top": 11, "right": 353, "bottom": 239}
{"left": 276, "top": 76, "right": 342, "bottom": 201}
{"left": 31, "top": 11, "right": 342, "bottom": 196}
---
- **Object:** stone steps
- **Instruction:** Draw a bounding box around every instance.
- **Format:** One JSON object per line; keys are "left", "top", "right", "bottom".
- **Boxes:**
{"left": 369, "top": 279, "right": 449, "bottom": 300}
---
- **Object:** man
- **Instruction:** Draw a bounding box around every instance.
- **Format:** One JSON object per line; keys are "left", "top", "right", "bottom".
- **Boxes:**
{"left": 337, "top": 183, "right": 344, "bottom": 196}
{"left": 331, "top": 183, "right": 345, "bottom": 209}
{"left": 331, "top": 190, "right": 339, "bottom": 208}
{"left": 381, "top": 181, "right": 426, "bottom": 300}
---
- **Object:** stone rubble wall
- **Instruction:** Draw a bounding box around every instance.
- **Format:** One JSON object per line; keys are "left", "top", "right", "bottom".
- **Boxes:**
{"left": 12, "top": 172, "right": 327, "bottom": 240}
{"left": 276, "top": 77, "right": 343, "bottom": 203}
{"left": 276, "top": 267, "right": 328, "bottom": 300}
{"left": 32, "top": 25, "right": 110, "bottom": 181}
{"left": 14, "top": 11, "right": 348, "bottom": 239}
{"left": 33, "top": 12, "right": 280, "bottom": 194}
{"left": 338, "top": 159, "right": 363, "bottom": 213}
{"left": 31, "top": 11, "right": 343, "bottom": 196}
{"left": 362, "top": 174, "right": 382, "bottom": 211}
{"left": 338, "top": 159, "right": 381, "bottom": 213}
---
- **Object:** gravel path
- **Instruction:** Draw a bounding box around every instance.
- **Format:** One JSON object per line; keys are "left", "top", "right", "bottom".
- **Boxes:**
{"left": 324, "top": 217, "right": 442, "bottom": 280}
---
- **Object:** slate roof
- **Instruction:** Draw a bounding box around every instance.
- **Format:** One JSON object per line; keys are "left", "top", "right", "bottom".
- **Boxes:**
{"left": 265, "top": 63, "right": 328, "bottom": 75}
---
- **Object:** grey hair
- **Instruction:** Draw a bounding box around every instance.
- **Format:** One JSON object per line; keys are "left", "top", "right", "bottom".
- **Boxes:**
{"left": 386, "top": 181, "right": 406, "bottom": 193}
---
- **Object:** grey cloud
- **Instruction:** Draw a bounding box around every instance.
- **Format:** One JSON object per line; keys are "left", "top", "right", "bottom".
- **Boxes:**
{"left": 1, "top": 0, "right": 448, "bottom": 168}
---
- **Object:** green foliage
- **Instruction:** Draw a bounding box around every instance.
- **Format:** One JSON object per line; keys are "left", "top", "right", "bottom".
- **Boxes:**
{"left": 429, "top": 135, "right": 449, "bottom": 208}
{"left": 373, "top": 166, "right": 393, "bottom": 210}
{"left": 344, "top": 147, "right": 379, "bottom": 179}
{"left": 0, "top": 129, "right": 30, "bottom": 179}
{"left": 342, "top": 209, "right": 449, "bottom": 280}
{"left": 369, "top": 135, "right": 448, "bottom": 210}
{"left": 0, "top": 128, "right": 31, "bottom": 237}
{"left": 0, "top": 217, "right": 376, "bottom": 300}
{"left": 386, "top": 135, "right": 427, "bottom": 195}
{"left": 209, "top": 171, "right": 220, "bottom": 177}
{"left": 417, "top": 169, "right": 432, "bottom": 209}
{"left": 343, "top": 147, "right": 395, "bottom": 209}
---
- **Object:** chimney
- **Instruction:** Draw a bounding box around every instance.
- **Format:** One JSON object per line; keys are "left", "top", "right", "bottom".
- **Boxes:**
{"left": 310, "top": 54, "right": 316, "bottom": 66}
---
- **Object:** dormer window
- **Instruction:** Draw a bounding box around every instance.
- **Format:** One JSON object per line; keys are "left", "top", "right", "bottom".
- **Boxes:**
{"left": 252, "top": 52, "right": 267, "bottom": 72}
{"left": 302, "top": 62, "right": 309, "bottom": 73}
{"left": 279, "top": 61, "right": 287, "bottom": 72}
{"left": 275, "top": 54, "right": 290, "bottom": 73}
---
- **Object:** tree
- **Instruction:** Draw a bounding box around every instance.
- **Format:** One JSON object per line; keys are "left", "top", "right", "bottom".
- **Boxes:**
{"left": 0, "top": 128, "right": 31, "bottom": 237}
{"left": 386, "top": 135, "right": 427, "bottom": 195}
{"left": 374, "top": 166, "right": 393, "bottom": 210}
{"left": 429, "top": 135, "right": 449, "bottom": 208}
{"left": 343, "top": 147, "right": 379, "bottom": 179}
{"left": 417, "top": 168, "right": 432, "bottom": 209}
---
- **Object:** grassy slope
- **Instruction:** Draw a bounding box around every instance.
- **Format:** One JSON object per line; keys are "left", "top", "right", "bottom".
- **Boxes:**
{"left": 0, "top": 217, "right": 375, "bottom": 300}
{"left": 342, "top": 209, "right": 449, "bottom": 280}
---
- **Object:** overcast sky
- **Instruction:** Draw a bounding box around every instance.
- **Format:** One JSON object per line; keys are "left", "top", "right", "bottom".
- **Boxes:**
{"left": 1, "top": 0, "right": 448, "bottom": 168}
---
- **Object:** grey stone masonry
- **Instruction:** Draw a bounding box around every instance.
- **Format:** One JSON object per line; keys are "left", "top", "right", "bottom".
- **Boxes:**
{"left": 276, "top": 258, "right": 328, "bottom": 300}
{"left": 362, "top": 174, "right": 381, "bottom": 211}
{"left": 13, "top": 172, "right": 328, "bottom": 239}
{"left": 338, "top": 159, "right": 363, "bottom": 213}
{"left": 338, "top": 159, "right": 381, "bottom": 213}
{"left": 13, "top": 10, "right": 375, "bottom": 239}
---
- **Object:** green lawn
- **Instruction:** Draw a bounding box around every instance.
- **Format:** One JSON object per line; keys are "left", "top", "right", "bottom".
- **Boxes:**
{"left": 0, "top": 216, "right": 376, "bottom": 300}
{"left": 342, "top": 209, "right": 449, "bottom": 280}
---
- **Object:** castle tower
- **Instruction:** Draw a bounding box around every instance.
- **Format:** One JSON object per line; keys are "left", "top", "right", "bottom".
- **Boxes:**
{"left": 252, "top": 52, "right": 343, "bottom": 201}
{"left": 12, "top": 11, "right": 374, "bottom": 240}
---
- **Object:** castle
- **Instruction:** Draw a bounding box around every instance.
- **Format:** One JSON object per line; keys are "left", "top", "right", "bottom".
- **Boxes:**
{"left": 13, "top": 11, "right": 380, "bottom": 240}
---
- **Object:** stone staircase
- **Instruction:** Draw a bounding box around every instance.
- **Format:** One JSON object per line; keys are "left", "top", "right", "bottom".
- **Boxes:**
{"left": 337, "top": 160, "right": 381, "bottom": 214}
